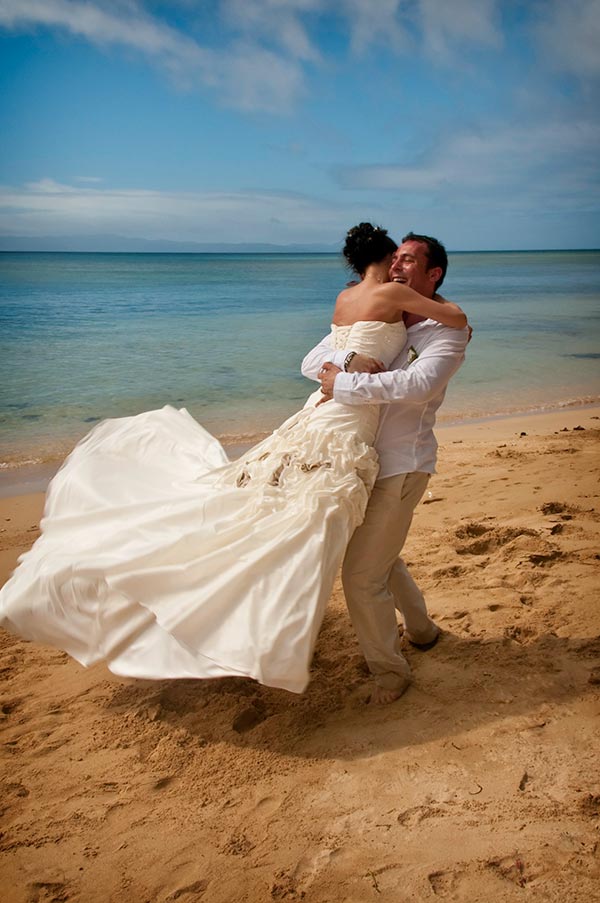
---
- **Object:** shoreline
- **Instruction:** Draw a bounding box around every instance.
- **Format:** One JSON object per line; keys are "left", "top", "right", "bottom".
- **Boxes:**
{"left": 1, "top": 401, "right": 599, "bottom": 499}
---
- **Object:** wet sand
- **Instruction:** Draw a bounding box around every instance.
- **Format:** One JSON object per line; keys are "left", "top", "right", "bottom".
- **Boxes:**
{"left": 1, "top": 406, "right": 599, "bottom": 902}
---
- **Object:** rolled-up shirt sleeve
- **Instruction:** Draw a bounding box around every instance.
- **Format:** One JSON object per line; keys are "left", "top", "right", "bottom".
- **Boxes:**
{"left": 333, "top": 329, "right": 468, "bottom": 406}
{"left": 301, "top": 333, "right": 348, "bottom": 381}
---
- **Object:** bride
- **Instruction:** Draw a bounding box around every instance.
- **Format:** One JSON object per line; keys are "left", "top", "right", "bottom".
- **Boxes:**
{"left": 0, "top": 224, "right": 467, "bottom": 693}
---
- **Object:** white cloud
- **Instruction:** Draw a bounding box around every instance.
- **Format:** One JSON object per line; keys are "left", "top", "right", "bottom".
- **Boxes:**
{"left": 0, "top": 178, "right": 382, "bottom": 242}
{"left": 25, "top": 177, "right": 79, "bottom": 193}
{"left": 418, "top": 0, "right": 501, "bottom": 58}
{"left": 1, "top": 172, "right": 597, "bottom": 249}
{"left": 211, "top": 41, "right": 306, "bottom": 112}
{"left": 0, "top": 0, "right": 510, "bottom": 112}
{"left": 534, "top": 0, "right": 600, "bottom": 78}
{"left": 219, "top": 0, "right": 501, "bottom": 59}
{"left": 335, "top": 117, "right": 600, "bottom": 213}
{"left": 0, "top": 0, "right": 303, "bottom": 111}
{"left": 0, "top": 0, "right": 208, "bottom": 65}
{"left": 0, "top": 0, "right": 596, "bottom": 117}
{"left": 221, "top": 0, "right": 322, "bottom": 61}
{"left": 335, "top": 0, "right": 408, "bottom": 54}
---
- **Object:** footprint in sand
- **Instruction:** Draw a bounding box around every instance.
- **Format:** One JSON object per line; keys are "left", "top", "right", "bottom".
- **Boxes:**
{"left": 253, "top": 794, "right": 284, "bottom": 816}
{"left": 579, "top": 793, "right": 600, "bottom": 817}
{"left": 21, "top": 727, "right": 64, "bottom": 758}
{"left": 486, "top": 855, "right": 528, "bottom": 887}
{"left": 569, "top": 637, "right": 600, "bottom": 661}
{"left": 489, "top": 447, "right": 527, "bottom": 460}
{"left": 428, "top": 869, "right": 457, "bottom": 897}
{"left": 504, "top": 624, "right": 538, "bottom": 644}
{"left": 428, "top": 857, "right": 530, "bottom": 897}
{"left": 432, "top": 564, "right": 466, "bottom": 580}
{"left": 397, "top": 804, "right": 445, "bottom": 827}
{"left": 270, "top": 872, "right": 299, "bottom": 900}
{"left": 453, "top": 521, "right": 568, "bottom": 569}
{"left": 0, "top": 780, "right": 29, "bottom": 818}
{"left": 232, "top": 702, "right": 268, "bottom": 733}
{"left": 221, "top": 831, "right": 255, "bottom": 857}
{"left": 26, "top": 881, "right": 70, "bottom": 903}
{"left": 528, "top": 550, "right": 564, "bottom": 566}
{"left": 0, "top": 697, "right": 23, "bottom": 716}
{"left": 165, "top": 879, "right": 209, "bottom": 901}
{"left": 454, "top": 521, "right": 541, "bottom": 556}
{"left": 292, "top": 846, "right": 339, "bottom": 890}
{"left": 363, "top": 863, "right": 415, "bottom": 894}
{"left": 540, "top": 501, "right": 570, "bottom": 515}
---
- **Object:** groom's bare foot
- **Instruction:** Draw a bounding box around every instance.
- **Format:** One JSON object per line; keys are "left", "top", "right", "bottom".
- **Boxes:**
{"left": 369, "top": 680, "right": 410, "bottom": 705}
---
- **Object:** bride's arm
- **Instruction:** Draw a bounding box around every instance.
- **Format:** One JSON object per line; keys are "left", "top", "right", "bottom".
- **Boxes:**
{"left": 386, "top": 284, "right": 468, "bottom": 329}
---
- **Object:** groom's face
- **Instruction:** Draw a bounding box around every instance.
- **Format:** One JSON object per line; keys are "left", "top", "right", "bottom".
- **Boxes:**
{"left": 390, "top": 240, "right": 439, "bottom": 298}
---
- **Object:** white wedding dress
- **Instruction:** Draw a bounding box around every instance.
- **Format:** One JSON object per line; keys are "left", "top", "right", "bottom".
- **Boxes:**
{"left": 0, "top": 321, "right": 407, "bottom": 693}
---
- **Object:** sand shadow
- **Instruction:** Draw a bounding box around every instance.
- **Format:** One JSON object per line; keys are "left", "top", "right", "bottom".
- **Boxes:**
{"left": 104, "top": 629, "right": 599, "bottom": 762}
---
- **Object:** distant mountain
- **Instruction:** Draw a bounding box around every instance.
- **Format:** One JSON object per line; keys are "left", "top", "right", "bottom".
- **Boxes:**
{"left": 0, "top": 234, "right": 339, "bottom": 253}
{"left": 3, "top": 234, "right": 595, "bottom": 254}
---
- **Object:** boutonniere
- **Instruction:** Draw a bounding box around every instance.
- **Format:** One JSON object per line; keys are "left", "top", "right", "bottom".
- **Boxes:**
{"left": 407, "top": 345, "right": 419, "bottom": 364}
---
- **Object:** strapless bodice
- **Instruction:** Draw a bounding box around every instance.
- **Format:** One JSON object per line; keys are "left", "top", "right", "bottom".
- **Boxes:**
{"left": 330, "top": 320, "right": 407, "bottom": 366}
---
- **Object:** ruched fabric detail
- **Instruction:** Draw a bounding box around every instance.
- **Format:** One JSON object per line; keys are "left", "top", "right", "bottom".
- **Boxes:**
{"left": 0, "top": 321, "right": 406, "bottom": 693}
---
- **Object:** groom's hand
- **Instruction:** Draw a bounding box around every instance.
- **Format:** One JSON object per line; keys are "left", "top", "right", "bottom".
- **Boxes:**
{"left": 346, "top": 353, "right": 385, "bottom": 373}
{"left": 317, "top": 362, "right": 341, "bottom": 404}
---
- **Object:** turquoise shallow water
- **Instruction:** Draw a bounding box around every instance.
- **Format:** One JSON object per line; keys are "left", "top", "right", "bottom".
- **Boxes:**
{"left": 1, "top": 250, "right": 599, "bottom": 466}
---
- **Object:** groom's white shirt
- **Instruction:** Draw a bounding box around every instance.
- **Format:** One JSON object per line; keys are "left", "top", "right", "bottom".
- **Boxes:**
{"left": 301, "top": 320, "right": 469, "bottom": 479}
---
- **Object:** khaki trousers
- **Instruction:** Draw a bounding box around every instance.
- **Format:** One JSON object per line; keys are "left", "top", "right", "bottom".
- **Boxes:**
{"left": 342, "top": 471, "right": 438, "bottom": 690}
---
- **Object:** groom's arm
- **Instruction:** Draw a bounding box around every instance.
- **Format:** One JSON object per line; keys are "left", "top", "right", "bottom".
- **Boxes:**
{"left": 325, "top": 328, "right": 468, "bottom": 405}
{"left": 301, "top": 335, "right": 386, "bottom": 381}
{"left": 301, "top": 333, "right": 347, "bottom": 381}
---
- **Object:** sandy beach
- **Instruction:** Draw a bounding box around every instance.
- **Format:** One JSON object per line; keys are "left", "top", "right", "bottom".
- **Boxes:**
{"left": 1, "top": 406, "right": 599, "bottom": 903}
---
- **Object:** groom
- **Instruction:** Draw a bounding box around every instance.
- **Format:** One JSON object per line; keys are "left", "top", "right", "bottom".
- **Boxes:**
{"left": 301, "top": 232, "right": 470, "bottom": 704}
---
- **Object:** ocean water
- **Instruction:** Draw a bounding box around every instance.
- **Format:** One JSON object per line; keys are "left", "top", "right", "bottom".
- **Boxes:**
{"left": 1, "top": 250, "right": 599, "bottom": 467}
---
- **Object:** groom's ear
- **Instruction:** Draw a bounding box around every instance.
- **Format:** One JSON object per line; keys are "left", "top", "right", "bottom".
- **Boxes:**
{"left": 428, "top": 266, "right": 442, "bottom": 287}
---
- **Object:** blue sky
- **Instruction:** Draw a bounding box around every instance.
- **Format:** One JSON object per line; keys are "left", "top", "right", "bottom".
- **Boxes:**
{"left": 0, "top": 0, "right": 598, "bottom": 249}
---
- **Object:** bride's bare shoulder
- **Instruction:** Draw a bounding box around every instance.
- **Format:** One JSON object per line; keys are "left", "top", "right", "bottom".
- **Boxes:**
{"left": 354, "top": 284, "right": 406, "bottom": 323}
{"left": 331, "top": 285, "right": 359, "bottom": 324}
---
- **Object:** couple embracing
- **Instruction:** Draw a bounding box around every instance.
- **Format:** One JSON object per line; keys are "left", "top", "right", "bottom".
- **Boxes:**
{"left": 0, "top": 224, "right": 470, "bottom": 705}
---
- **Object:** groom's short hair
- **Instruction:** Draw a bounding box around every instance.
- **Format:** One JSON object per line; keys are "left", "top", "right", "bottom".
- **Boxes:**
{"left": 402, "top": 232, "right": 448, "bottom": 290}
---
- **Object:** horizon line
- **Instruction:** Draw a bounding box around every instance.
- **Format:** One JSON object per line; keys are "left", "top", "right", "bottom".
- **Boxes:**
{"left": 1, "top": 247, "right": 599, "bottom": 255}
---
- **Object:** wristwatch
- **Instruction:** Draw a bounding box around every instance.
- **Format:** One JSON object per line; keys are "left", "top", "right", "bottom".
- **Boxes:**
{"left": 344, "top": 351, "right": 357, "bottom": 372}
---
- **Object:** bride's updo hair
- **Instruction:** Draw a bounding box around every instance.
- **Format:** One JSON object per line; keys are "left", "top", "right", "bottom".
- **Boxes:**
{"left": 343, "top": 222, "right": 397, "bottom": 276}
